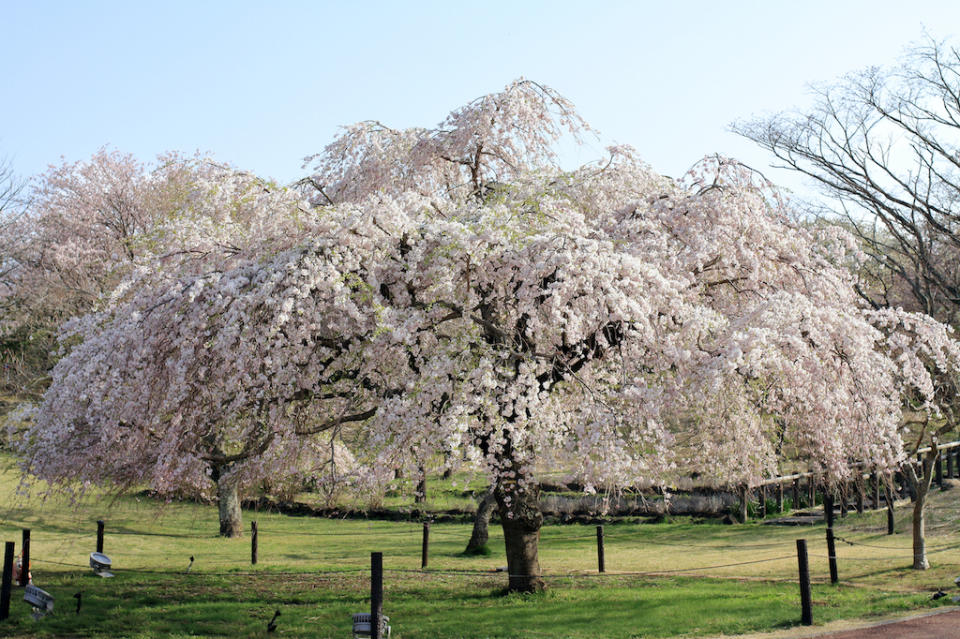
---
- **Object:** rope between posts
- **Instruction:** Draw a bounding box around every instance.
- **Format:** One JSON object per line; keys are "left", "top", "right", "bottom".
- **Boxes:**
{"left": 834, "top": 535, "right": 960, "bottom": 552}
{"left": 808, "top": 553, "right": 892, "bottom": 562}
{"left": 30, "top": 554, "right": 793, "bottom": 579}
{"left": 396, "top": 554, "right": 797, "bottom": 579}
{"left": 599, "top": 534, "right": 788, "bottom": 549}
{"left": 382, "top": 555, "right": 793, "bottom": 579}
{"left": 628, "top": 554, "right": 794, "bottom": 574}
{"left": 31, "top": 557, "right": 370, "bottom": 577}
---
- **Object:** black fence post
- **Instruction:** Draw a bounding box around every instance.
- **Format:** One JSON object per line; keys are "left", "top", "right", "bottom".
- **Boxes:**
{"left": 371, "top": 552, "right": 383, "bottom": 639}
{"left": 596, "top": 525, "right": 605, "bottom": 573}
{"left": 251, "top": 521, "right": 258, "bottom": 565}
{"left": 0, "top": 541, "right": 13, "bottom": 621}
{"left": 96, "top": 520, "right": 104, "bottom": 554}
{"left": 19, "top": 530, "right": 29, "bottom": 587}
{"left": 823, "top": 491, "right": 834, "bottom": 527}
{"left": 825, "top": 527, "right": 838, "bottom": 584}
{"left": 947, "top": 451, "right": 954, "bottom": 480}
{"left": 796, "top": 539, "right": 812, "bottom": 625}
{"left": 739, "top": 485, "right": 748, "bottom": 523}
{"left": 421, "top": 522, "right": 430, "bottom": 570}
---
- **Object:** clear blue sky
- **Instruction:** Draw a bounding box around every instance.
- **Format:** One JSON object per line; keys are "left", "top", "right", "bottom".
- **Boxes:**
{"left": 4, "top": 1, "right": 960, "bottom": 195}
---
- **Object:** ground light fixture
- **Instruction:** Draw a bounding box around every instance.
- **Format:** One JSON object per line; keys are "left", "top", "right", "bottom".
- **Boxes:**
{"left": 90, "top": 552, "right": 113, "bottom": 577}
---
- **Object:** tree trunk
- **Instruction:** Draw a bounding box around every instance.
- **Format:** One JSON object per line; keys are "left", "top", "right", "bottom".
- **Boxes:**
{"left": 904, "top": 452, "right": 936, "bottom": 570}
{"left": 912, "top": 495, "right": 928, "bottom": 569}
{"left": 494, "top": 480, "right": 544, "bottom": 593}
{"left": 464, "top": 488, "right": 496, "bottom": 555}
{"left": 215, "top": 468, "right": 243, "bottom": 538}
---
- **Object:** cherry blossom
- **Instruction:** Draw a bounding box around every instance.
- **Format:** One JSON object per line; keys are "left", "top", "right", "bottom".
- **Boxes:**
{"left": 18, "top": 81, "right": 960, "bottom": 588}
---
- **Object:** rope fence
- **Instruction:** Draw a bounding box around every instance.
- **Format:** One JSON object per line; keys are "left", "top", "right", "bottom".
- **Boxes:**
{"left": 3, "top": 514, "right": 958, "bottom": 631}
{"left": 4, "top": 487, "right": 960, "bottom": 631}
{"left": 2, "top": 516, "right": 955, "bottom": 579}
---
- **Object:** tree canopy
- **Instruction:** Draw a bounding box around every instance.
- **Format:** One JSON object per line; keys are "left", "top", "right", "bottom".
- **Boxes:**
{"left": 17, "top": 80, "right": 960, "bottom": 589}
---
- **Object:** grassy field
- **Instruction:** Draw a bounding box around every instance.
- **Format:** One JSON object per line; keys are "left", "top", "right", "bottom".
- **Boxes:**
{"left": 0, "top": 457, "right": 958, "bottom": 638}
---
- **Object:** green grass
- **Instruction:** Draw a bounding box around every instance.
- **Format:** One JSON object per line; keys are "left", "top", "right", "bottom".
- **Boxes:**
{"left": 0, "top": 572, "right": 941, "bottom": 638}
{"left": 1, "top": 456, "right": 958, "bottom": 637}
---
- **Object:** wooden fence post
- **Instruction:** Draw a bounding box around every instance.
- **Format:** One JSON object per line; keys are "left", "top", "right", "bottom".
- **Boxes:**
{"left": 825, "top": 527, "right": 838, "bottom": 584}
{"left": 792, "top": 478, "right": 800, "bottom": 510}
{"left": 421, "top": 522, "right": 430, "bottom": 570}
{"left": 0, "top": 541, "right": 13, "bottom": 621}
{"left": 823, "top": 491, "right": 834, "bottom": 527}
{"left": 251, "top": 521, "right": 258, "bottom": 565}
{"left": 96, "top": 520, "right": 104, "bottom": 554}
{"left": 936, "top": 453, "right": 944, "bottom": 490}
{"left": 596, "top": 526, "right": 605, "bottom": 573}
{"left": 855, "top": 476, "right": 864, "bottom": 514}
{"left": 371, "top": 552, "right": 383, "bottom": 639}
{"left": 796, "top": 539, "right": 812, "bottom": 625}
{"left": 759, "top": 485, "right": 766, "bottom": 518}
{"left": 777, "top": 482, "right": 784, "bottom": 513}
{"left": 739, "top": 485, "right": 748, "bottom": 523}
{"left": 947, "top": 451, "right": 954, "bottom": 480}
{"left": 19, "top": 530, "right": 29, "bottom": 587}
{"left": 873, "top": 472, "right": 880, "bottom": 509}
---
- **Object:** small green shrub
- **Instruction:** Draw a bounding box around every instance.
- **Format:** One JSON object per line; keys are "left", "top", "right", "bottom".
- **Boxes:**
{"left": 462, "top": 544, "right": 492, "bottom": 556}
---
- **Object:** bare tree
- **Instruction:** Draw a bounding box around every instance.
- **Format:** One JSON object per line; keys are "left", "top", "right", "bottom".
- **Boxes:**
{"left": 735, "top": 37, "right": 960, "bottom": 329}
{"left": 736, "top": 37, "right": 960, "bottom": 570}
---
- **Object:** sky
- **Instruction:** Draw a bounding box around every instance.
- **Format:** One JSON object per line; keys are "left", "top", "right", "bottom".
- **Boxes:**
{"left": 4, "top": 0, "right": 960, "bottom": 198}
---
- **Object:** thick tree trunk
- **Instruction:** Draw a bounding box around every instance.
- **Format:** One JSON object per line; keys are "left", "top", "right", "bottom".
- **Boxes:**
{"left": 494, "top": 481, "right": 544, "bottom": 593}
{"left": 216, "top": 470, "right": 243, "bottom": 538}
{"left": 464, "top": 488, "right": 496, "bottom": 555}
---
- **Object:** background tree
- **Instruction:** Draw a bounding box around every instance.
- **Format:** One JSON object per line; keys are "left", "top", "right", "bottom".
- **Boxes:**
{"left": 0, "top": 149, "right": 176, "bottom": 399}
{"left": 736, "top": 37, "right": 960, "bottom": 569}
{"left": 7, "top": 153, "right": 333, "bottom": 536}
{"left": 0, "top": 155, "right": 31, "bottom": 407}
{"left": 735, "top": 37, "right": 960, "bottom": 328}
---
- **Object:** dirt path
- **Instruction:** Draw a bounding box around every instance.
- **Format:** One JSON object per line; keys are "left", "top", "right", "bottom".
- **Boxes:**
{"left": 803, "top": 607, "right": 960, "bottom": 638}
{"left": 708, "top": 607, "right": 960, "bottom": 639}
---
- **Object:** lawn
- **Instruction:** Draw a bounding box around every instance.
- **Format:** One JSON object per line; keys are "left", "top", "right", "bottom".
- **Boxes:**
{"left": 0, "top": 457, "right": 957, "bottom": 638}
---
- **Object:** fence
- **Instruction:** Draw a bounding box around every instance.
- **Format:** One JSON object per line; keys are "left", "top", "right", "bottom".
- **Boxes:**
{"left": 2, "top": 507, "right": 957, "bottom": 632}
{"left": 736, "top": 440, "right": 960, "bottom": 522}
